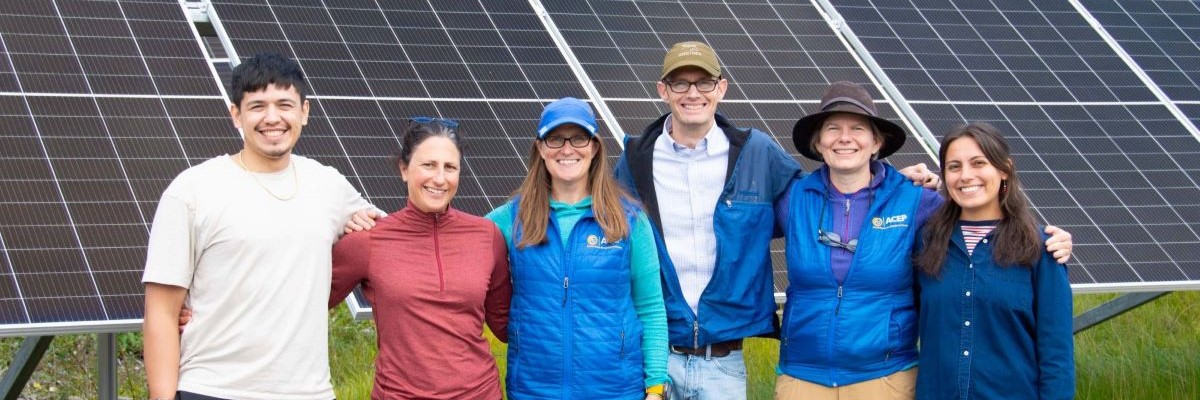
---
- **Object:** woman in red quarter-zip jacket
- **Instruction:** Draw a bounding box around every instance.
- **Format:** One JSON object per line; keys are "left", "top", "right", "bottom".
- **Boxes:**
{"left": 329, "top": 117, "right": 512, "bottom": 400}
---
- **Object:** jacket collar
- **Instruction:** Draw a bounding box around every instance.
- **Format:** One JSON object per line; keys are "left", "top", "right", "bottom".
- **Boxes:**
{"left": 626, "top": 112, "right": 749, "bottom": 231}
{"left": 395, "top": 200, "right": 456, "bottom": 228}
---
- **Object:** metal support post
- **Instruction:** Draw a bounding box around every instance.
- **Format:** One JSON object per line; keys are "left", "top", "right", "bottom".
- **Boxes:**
{"left": 97, "top": 333, "right": 117, "bottom": 400}
{"left": 0, "top": 336, "right": 54, "bottom": 400}
{"left": 1073, "top": 292, "right": 1170, "bottom": 334}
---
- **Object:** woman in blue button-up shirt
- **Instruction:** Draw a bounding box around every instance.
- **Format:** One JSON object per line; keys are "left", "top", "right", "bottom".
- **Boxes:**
{"left": 914, "top": 122, "right": 1075, "bottom": 400}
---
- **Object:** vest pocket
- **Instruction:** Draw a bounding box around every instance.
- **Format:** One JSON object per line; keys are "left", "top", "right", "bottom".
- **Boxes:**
{"left": 620, "top": 324, "right": 645, "bottom": 392}
{"left": 506, "top": 324, "right": 522, "bottom": 392}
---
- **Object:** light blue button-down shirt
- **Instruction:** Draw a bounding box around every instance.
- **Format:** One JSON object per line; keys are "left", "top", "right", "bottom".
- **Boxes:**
{"left": 652, "top": 116, "right": 728, "bottom": 314}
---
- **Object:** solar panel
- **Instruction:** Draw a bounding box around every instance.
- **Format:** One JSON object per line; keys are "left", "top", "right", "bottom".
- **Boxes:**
{"left": 541, "top": 0, "right": 940, "bottom": 291}
{"left": 1081, "top": 0, "right": 1200, "bottom": 102}
{"left": 0, "top": 1, "right": 230, "bottom": 335}
{"left": 828, "top": 0, "right": 1200, "bottom": 288}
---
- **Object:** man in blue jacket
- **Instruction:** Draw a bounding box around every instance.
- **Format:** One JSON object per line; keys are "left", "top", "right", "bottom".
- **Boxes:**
{"left": 614, "top": 41, "right": 941, "bottom": 400}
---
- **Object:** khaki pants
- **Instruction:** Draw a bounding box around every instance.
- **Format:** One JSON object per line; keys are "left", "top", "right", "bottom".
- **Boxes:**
{"left": 774, "top": 368, "right": 917, "bottom": 400}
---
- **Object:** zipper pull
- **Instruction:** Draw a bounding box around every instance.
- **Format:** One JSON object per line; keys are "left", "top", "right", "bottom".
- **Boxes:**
{"left": 562, "top": 277, "right": 569, "bottom": 306}
{"left": 619, "top": 331, "right": 626, "bottom": 358}
{"left": 844, "top": 197, "right": 850, "bottom": 216}
{"left": 835, "top": 285, "right": 844, "bottom": 315}
{"left": 693, "top": 320, "right": 700, "bottom": 349}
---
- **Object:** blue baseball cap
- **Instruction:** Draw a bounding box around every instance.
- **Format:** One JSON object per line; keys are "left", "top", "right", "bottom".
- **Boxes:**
{"left": 537, "top": 97, "right": 597, "bottom": 138}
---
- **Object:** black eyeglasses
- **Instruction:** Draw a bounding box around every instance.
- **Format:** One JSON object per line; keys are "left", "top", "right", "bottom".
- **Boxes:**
{"left": 818, "top": 229, "right": 858, "bottom": 253}
{"left": 542, "top": 135, "right": 593, "bottom": 149}
{"left": 662, "top": 78, "right": 720, "bottom": 93}
{"left": 410, "top": 116, "right": 459, "bottom": 129}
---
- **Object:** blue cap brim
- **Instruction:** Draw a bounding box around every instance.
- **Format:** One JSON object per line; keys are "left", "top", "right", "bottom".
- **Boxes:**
{"left": 538, "top": 117, "right": 597, "bottom": 138}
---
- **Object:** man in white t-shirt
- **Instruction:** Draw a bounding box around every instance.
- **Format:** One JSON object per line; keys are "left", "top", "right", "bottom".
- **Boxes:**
{"left": 142, "top": 53, "right": 375, "bottom": 400}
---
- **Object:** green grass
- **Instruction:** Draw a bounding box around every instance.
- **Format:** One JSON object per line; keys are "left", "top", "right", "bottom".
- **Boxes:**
{"left": 1, "top": 294, "right": 1197, "bottom": 399}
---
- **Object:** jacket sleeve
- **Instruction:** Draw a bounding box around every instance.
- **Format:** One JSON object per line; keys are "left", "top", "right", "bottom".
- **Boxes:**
{"left": 629, "top": 211, "right": 669, "bottom": 388}
{"left": 483, "top": 225, "right": 513, "bottom": 343}
{"left": 1034, "top": 248, "right": 1075, "bottom": 400}
{"left": 762, "top": 133, "right": 803, "bottom": 200}
{"left": 329, "top": 231, "right": 371, "bottom": 309}
{"left": 773, "top": 184, "right": 793, "bottom": 239}
{"left": 614, "top": 138, "right": 638, "bottom": 197}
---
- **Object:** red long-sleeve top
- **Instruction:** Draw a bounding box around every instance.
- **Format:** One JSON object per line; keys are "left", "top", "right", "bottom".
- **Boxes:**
{"left": 330, "top": 203, "right": 511, "bottom": 399}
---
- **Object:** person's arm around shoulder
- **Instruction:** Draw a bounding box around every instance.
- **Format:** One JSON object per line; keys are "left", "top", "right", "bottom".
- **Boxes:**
{"left": 325, "top": 165, "right": 384, "bottom": 233}
{"left": 773, "top": 181, "right": 796, "bottom": 239}
{"left": 897, "top": 163, "right": 941, "bottom": 189}
{"left": 330, "top": 230, "right": 372, "bottom": 309}
{"left": 756, "top": 130, "right": 803, "bottom": 200}
{"left": 629, "top": 211, "right": 669, "bottom": 395}
{"left": 1043, "top": 225, "right": 1073, "bottom": 264}
{"left": 1033, "top": 240, "right": 1075, "bottom": 400}
{"left": 484, "top": 202, "right": 517, "bottom": 248}
{"left": 483, "top": 224, "right": 512, "bottom": 342}
{"left": 614, "top": 138, "right": 637, "bottom": 195}
{"left": 144, "top": 284, "right": 187, "bottom": 399}
{"left": 142, "top": 192, "right": 196, "bottom": 400}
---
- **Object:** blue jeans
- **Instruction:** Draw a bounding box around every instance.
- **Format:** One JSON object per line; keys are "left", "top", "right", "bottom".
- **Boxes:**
{"left": 668, "top": 348, "right": 748, "bottom": 400}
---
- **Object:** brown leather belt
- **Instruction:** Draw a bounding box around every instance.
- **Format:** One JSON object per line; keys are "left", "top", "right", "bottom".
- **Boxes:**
{"left": 670, "top": 339, "right": 743, "bottom": 358}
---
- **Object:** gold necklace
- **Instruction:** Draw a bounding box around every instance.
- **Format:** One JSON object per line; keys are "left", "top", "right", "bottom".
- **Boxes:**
{"left": 236, "top": 152, "right": 298, "bottom": 201}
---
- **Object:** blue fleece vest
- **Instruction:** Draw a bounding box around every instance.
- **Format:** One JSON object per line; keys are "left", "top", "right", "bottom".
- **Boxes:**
{"left": 505, "top": 201, "right": 644, "bottom": 400}
{"left": 780, "top": 164, "right": 923, "bottom": 387}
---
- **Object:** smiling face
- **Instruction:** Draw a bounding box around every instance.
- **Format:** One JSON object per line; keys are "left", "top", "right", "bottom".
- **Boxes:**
{"left": 538, "top": 124, "right": 595, "bottom": 188}
{"left": 230, "top": 84, "right": 309, "bottom": 170}
{"left": 657, "top": 67, "right": 727, "bottom": 134}
{"left": 815, "top": 112, "right": 883, "bottom": 177}
{"left": 400, "top": 136, "right": 461, "bottom": 214}
{"left": 943, "top": 136, "right": 1008, "bottom": 221}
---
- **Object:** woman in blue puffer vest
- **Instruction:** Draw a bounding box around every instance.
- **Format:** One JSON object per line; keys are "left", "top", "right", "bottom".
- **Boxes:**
{"left": 774, "top": 82, "right": 1075, "bottom": 400}
{"left": 486, "top": 97, "right": 670, "bottom": 400}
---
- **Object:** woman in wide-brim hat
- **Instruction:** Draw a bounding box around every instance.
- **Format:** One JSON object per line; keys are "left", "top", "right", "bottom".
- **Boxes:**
{"left": 771, "top": 82, "right": 1074, "bottom": 400}
{"left": 772, "top": 81, "right": 940, "bottom": 400}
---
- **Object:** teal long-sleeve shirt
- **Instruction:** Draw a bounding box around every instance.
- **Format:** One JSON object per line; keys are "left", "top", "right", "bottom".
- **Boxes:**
{"left": 486, "top": 197, "right": 670, "bottom": 388}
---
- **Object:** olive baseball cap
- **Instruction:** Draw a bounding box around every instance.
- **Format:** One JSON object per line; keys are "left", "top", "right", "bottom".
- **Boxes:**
{"left": 661, "top": 41, "right": 721, "bottom": 79}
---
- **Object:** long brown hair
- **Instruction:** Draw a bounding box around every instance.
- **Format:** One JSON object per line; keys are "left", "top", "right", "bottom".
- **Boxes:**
{"left": 916, "top": 122, "right": 1041, "bottom": 276}
{"left": 513, "top": 135, "right": 631, "bottom": 249}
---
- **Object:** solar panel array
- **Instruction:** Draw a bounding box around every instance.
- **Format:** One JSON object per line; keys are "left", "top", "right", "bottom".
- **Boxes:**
{"left": 0, "top": 0, "right": 231, "bottom": 333}
{"left": 827, "top": 0, "right": 1200, "bottom": 286}
{"left": 1, "top": 0, "right": 1199, "bottom": 332}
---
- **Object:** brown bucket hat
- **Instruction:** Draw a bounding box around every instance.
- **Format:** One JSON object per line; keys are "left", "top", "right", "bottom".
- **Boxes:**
{"left": 791, "top": 81, "right": 906, "bottom": 161}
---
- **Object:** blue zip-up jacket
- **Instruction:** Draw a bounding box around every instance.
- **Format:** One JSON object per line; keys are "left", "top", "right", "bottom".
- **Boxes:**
{"left": 504, "top": 199, "right": 645, "bottom": 400}
{"left": 778, "top": 163, "right": 927, "bottom": 386}
{"left": 615, "top": 113, "right": 801, "bottom": 347}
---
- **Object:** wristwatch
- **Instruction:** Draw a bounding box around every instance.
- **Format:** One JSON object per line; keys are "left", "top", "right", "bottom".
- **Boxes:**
{"left": 646, "top": 382, "right": 672, "bottom": 400}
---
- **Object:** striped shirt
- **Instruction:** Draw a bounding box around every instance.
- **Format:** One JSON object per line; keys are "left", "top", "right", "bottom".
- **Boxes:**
{"left": 652, "top": 116, "right": 728, "bottom": 314}
{"left": 961, "top": 220, "right": 998, "bottom": 255}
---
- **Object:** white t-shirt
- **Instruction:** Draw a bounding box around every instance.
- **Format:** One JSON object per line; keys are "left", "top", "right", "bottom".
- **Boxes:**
{"left": 142, "top": 154, "right": 372, "bottom": 400}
